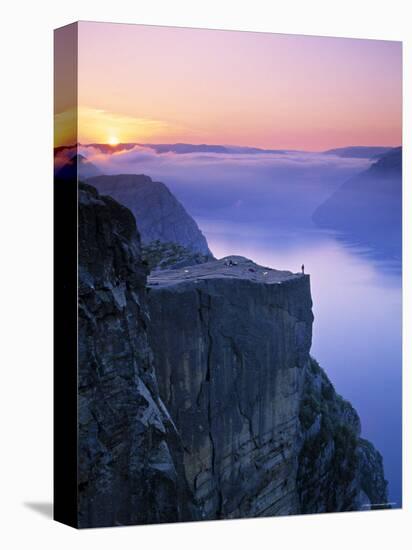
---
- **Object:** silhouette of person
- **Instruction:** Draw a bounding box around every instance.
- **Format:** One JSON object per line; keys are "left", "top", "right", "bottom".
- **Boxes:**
{"left": 301, "top": 264, "right": 305, "bottom": 274}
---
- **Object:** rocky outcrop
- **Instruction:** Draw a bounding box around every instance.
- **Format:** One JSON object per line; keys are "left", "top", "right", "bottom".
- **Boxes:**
{"left": 77, "top": 183, "right": 192, "bottom": 528}
{"left": 356, "top": 439, "right": 389, "bottom": 510}
{"left": 142, "top": 240, "right": 212, "bottom": 272}
{"left": 147, "top": 257, "right": 388, "bottom": 518}
{"left": 297, "top": 358, "right": 388, "bottom": 513}
{"left": 77, "top": 183, "right": 388, "bottom": 527}
{"left": 87, "top": 174, "right": 213, "bottom": 258}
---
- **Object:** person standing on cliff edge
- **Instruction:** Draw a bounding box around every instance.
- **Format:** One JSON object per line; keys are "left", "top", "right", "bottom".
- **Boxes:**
{"left": 301, "top": 264, "right": 305, "bottom": 274}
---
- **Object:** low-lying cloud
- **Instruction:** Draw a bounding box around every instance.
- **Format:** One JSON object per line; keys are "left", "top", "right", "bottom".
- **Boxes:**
{"left": 78, "top": 143, "right": 370, "bottom": 178}
{"left": 75, "top": 144, "right": 371, "bottom": 226}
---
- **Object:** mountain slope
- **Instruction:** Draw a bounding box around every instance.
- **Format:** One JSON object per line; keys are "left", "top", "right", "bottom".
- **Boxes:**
{"left": 77, "top": 183, "right": 192, "bottom": 527}
{"left": 323, "top": 146, "right": 394, "bottom": 159}
{"left": 87, "top": 174, "right": 213, "bottom": 257}
{"left": 313, "top": 147, "right": 402, "bottom": 260}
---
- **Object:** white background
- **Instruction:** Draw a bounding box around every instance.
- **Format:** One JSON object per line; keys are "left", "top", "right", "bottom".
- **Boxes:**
{"left": 0, "top": 0, "right": 410, "bottom": 548}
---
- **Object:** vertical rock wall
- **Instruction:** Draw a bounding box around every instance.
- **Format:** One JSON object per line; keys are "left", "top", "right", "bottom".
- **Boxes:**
{"left": 77, "top": 183, "right": 190, "bottom": 528}
{"left": 147, "top": 259, "right": 388, "bottom": 518}
{"left": 148, "top": 259, "right": 314, "bottom": 518}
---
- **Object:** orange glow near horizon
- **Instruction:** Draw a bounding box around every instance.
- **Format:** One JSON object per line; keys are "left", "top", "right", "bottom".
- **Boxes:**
{"left": 54, "top": 23, "right": 402, "bottom": 151}
{"left": 74, "top": 106, "right": 177, "bottom": 146}
{"left": 107, "top": 136, "right": 120, "bottom": 146}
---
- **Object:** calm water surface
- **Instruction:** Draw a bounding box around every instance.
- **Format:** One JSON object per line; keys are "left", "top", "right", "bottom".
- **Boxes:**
{"left": 199, "top": 219, "right": 402, "bottom": 508}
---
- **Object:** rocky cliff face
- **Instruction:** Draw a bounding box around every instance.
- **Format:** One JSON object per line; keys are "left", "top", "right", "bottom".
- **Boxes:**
{"left": 142, "top": 240, "right": 212, "bottom": 272}
{"left": 297, "top": 358, "right": 388, "bottom": 513}
{"left": 77, "top": 183, "right": 192, "bottom": 528}
{"left": 87, "top": 174, "right": 213, "bottom": 258}
{"left": 147, "top": 257, "right": 388, "bottom": 518}
{"left": 78, "top": 183, "right": 388, "bottom": 527}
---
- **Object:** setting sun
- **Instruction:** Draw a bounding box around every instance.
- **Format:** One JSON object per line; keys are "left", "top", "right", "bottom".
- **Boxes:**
{"left": 108, "top": 136, "right": 120, "bottom": 146}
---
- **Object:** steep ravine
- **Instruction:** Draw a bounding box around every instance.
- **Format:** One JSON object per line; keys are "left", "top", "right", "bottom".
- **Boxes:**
{"left": 78, "top": 183, "right": 388, "bottom": 527}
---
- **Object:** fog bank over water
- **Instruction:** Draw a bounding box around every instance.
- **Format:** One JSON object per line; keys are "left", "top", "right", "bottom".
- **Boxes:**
{"left": 78, "top": 145, "right": 373, "bottom": 228}
{"left": 203, "top": 219, "right": 402, "bottom": 508}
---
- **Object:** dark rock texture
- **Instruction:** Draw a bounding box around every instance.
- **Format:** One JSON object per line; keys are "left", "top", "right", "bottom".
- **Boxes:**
{"left": 297, "top": 358, "right": 388, "bottom": 513}
{"left": 87, "top": 174, "right": 213, "bottom": 257}
{"left": 148, "top": 257, "right": 388, "bottom": 518}
{"left": 356, "top": 439, "right": 389, "bottom": 510}
{"left": 142, "top": 240, "right": 211, "bottom": 272}
{"left": 77, "top": 183, "right": 191, "bottom": 528}
{"left": 77, "top": 184, "right": 388, "bottom": 527}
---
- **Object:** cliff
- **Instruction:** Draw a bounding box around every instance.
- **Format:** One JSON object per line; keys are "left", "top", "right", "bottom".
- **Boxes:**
{"left": 87, "top": 174, "right": 213, "bottom": 259}
{"left": 297, "top": 358, "right": 388, "bottom": 512}
{"left": 77, "top": 183, "right": 192, "bottom": 528}
{"left": 148, "top": 257, "right": 388, "bottom": 518}
{"left": 78, "top": 183, "right": 388, "bottom": 527}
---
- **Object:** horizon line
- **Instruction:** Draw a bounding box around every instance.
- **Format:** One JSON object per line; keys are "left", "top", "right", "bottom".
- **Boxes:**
{"left": 54, "top": 141, "right": 401, "bottom": 154}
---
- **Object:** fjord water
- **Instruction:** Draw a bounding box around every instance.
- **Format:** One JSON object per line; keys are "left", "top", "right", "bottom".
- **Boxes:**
{"left": 202, "top": 221, "right": 402, "bottom": 508}
{"left": 154, "top": 153, "right": 402, "bottom": 509}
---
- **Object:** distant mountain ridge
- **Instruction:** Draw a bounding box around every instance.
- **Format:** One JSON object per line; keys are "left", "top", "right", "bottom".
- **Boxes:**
{"left": 323, "top": 146, "right": 395, "bottom": 159}
{"left": 368, "top": 146, "right": 402, "bottom": 173}
{"left": 77, "top": 142, "right": 291, "bottom": 155}
{"left": 146, "top": 143, "right": 230, "bottom": 154}
{"left": 55, "top": 143, "right": 397, "bottom": 158}
{"left": 142, "top": 143, "right": 290, "bottom": 155}
{"left": 54, "top": 142, "right": 396, "bottom": 158}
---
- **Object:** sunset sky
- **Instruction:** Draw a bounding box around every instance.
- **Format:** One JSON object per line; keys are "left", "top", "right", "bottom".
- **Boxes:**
{"left": 56, "top": 21, "right": 402, "bottom": 150}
